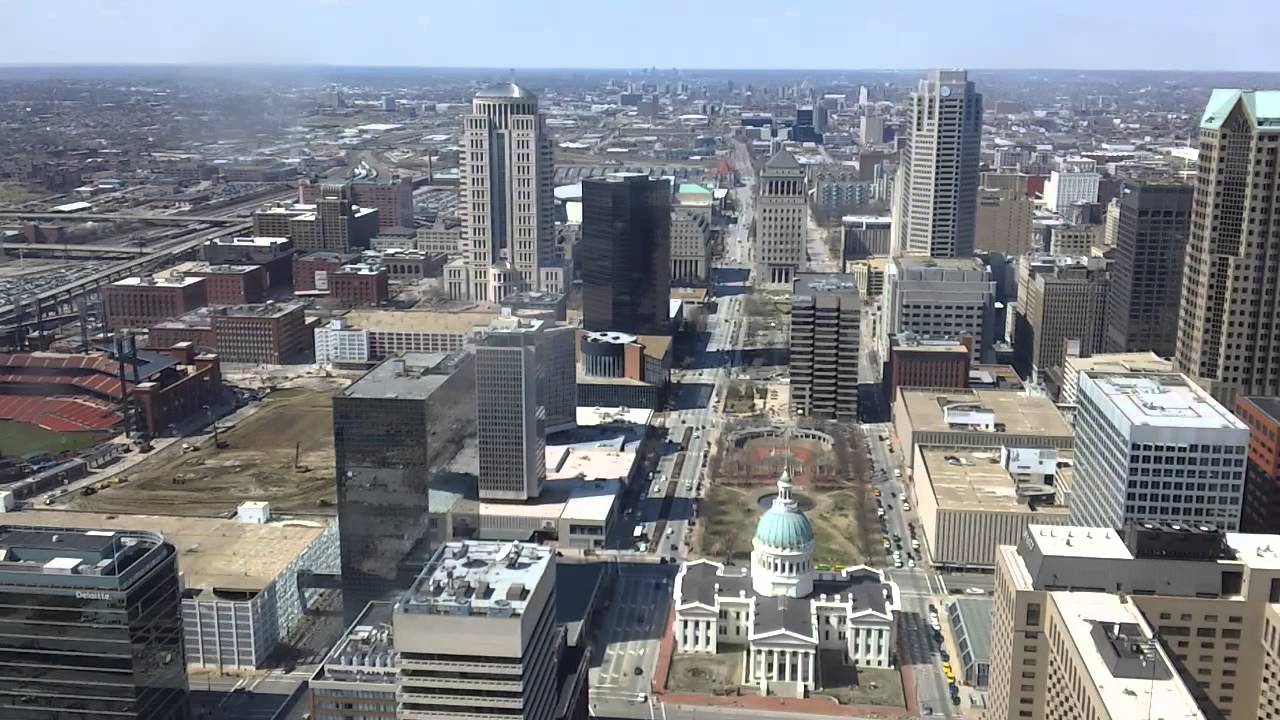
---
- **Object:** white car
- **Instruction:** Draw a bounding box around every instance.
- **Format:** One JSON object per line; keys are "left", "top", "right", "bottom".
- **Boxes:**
{"left": 894, "top": 559, "right": 904, "bottom": 568}
{"left": 908, "top": 559, "right": 916, "bottom": 568}
{"left": 963, "top": 587, "right": 987, "bottom": 595}
{"left": 894, "top": 469, "right": 902, "bottom": 478}
{"left": 902, "top": 502, "right": 912, "bottom": 512}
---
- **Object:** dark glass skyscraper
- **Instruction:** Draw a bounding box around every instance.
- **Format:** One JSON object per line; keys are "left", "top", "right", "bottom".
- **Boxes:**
{"left": 1104, "top": 180, "right": 1192, "bottom": 356}
{"left": 0, "top": 524, "right": 187, "bottom": 720}
{"left": 332, "top": 352, "right": 475, "bottom": 620}
{"left": 581, "top": 174, "right": 671, "bottom": 335}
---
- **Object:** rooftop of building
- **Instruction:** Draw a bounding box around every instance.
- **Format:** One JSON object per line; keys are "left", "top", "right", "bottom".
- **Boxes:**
{"left": 1025, "top": 525, "right": 1132, "bottom": 560}
{"left": 764, "top": 149, "right": 802, "bottom": 171}
{"left": 208, "top": 236, "right": 290, "bottom": 248}
{"left": 0, "top": 523, "right": 165, "bottom": 583}
{"left": 0, "top": 510, "right": 326, "bottom": 597}
{"left": 337, "top": 262, "right": 384, "bottom": 276}
{"left": 1202, "top": 88, "right": 1280, "bottom": 132}
{"left": 899, "top": 388, "right": 1072, "bottom": 439}
{"left": 185, "top": 262, "right": 259, "bottom": 276}
{"left": 842, "top": 214, "right": 892, "bottom": 226}
{"left": 340, "top": 307, "right": 499, "bottom": 335}
{"left": 677, "top": 560, "right": 893, "bottom": 635}
{"left": 918, "top": 446, "right": 1073, "bottom": 514}
{"left": 297, "top": 251, "right": 358, "bottom": 264}
{"left": 1082, "top": 372, "right": 1245, "bottom": 431}
{"left": 893, "top": 335, "right": 971, "bottom": 354}
{"left": 474, "top": 82, "right": 536, "bottom": 100}
{"left": 848, "top": 257, "right": 894, "bottom": 271}
{"left": 1237, "top": 396, "right": 1280, "bottom": 426}
{"left": 401, "top": 540, "right": 553, "bottom": 617}
{"left": 314, "top": 601, "right": 397, "bottom": 685}
{"left": 1064, "top": 352, "right": 1173, "bottom": 377}
{"left": 340, "top": 352, "right": 471, "bottom": 401}
{"left": 1050, "top": 592, "right": 1204, "bottom": 720}
{"left": 894, "top": 256, "right": 990, "bottom": 277}
{"left": 793, "top": 272, "right": 859, "bottom": 297}
{"left": 152, "top": 301, "right": 303, "bottom": 329}
{"left": 110, "top": 273, "right": 204, "bottom": 289}
{"left": 946, "top": 597, "right": 992, "bottom": 667}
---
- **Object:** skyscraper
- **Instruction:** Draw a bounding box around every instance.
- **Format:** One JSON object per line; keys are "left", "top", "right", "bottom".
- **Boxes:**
{"left": 974, "top": 186, "right": 1032, "bottom": 255}
{"left": 333, "top": 352, "right": 476, "bottom": 618}
{"left": 892, "top": 69, "right": 983, "bottom": 258}
{"left": 0, "top": 524, "right": 187, "bottom": 720}
{"left": 580, "top": 174, "right": 671, "bottom": 335}
{"left": 455, "top": 83, "right": 561, "bottom": 302}
{"left": 1070, "top": 371, "right": 1247, "bottom": 532}
{"left": 790, "top": 273, "right": 860, "bottom": 421}
{"left": 753, "top": 150, "right": 808, "bottom": 287}
{"left": 1103, "top": 180, "right": 1192, "bottom": 356}
{"left": 1176, "top": 89, "right": 1280, "bottom": 404}
{"left": 475, "top": 316, "right": 575, "bottom": 501}
{"left": 395, "top": 541, "right": 561, "bottom": 720}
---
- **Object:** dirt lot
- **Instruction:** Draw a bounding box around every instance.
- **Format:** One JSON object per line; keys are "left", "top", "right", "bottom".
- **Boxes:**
{"left": 813, "top": 652, "right": 905, "bottom": 707}
{"left": 667, "top": 649, "right": 745, "bottom": 695}
{"left": 70, "top": 387, "right": 338, "bottom": 516}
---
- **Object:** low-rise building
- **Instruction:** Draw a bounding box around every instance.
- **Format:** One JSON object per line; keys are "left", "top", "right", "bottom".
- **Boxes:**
{"left": 893, "top": 387, "right": 1074, "bottom": 459}
{"left": 2, "top": 507, "right": 338, "bottom": 671}
{"left": 150, "top": 301, "right": 310, "bottom": 364}
{"left": 103, "top": 273, "right": 209, "bottom": 330}
{"left": 910, "top": 445, "right": 1072, "bottom": 569}
{"left": 309, "top": 602, "right": 398, "bottom": 720}
{"left": 575, "top": 331, "right": 671, "bottom": 410}
{"left": 202, "top": 236, "right": 295, "bottom": 288}
{"left": 841, "top": 215, "right": 892, "bottom": 258}
{"left": 294, "top": 251, "right": 359, "bottom": 292}
{"left": 186, "top": 263, "right": 268, "bottom": 305}
{"left": 886, "top": 334, "right": 971, "bottom": 398}
{"left": 845, "top": 256, "right": 891, "bottom": 302}
{"left": 318, "top": 308, "right": 499, "bottom": 363}
{"left": 414, "top": 217, "right": 463, "bottom": 254}
{"left": 331, "top": 263, "right": 389, "bottom": 307}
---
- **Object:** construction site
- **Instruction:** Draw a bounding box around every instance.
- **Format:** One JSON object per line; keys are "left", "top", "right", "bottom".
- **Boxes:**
{"left": 69, "top": 382, "right": 342, "bottom": 516}
{"left": 696, "top": 420, "right": 877, "bottom": 568}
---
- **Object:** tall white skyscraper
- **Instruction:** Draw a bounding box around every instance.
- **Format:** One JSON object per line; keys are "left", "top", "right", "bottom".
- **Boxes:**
{"left": 892, "top": 69, "right": 983, "bottom": 258}
{"left": 451, "top": 83, "right": 561, "bottom": 303}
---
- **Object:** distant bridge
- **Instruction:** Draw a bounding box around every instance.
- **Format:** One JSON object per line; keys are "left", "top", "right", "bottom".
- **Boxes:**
{"left": 0, "top": 211, "right": 247, "bottom": 225}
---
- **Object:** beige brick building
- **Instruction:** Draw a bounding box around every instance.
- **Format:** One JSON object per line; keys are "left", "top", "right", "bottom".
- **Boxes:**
{"left": 988, "top": 523, "right": 1280, "bottom": 720}
{"left": 1176, "top": 89, "right": 1280, "bottom": 405}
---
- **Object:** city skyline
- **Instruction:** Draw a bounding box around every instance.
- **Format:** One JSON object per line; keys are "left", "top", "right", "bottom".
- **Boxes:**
{"left": 2, "top": 0, "right": 1278, "bottom": 71}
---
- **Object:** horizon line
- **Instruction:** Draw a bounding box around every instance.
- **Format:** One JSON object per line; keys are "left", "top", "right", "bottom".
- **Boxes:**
{"left": 0, "top": 62, "right": 1278, "bottom": 75}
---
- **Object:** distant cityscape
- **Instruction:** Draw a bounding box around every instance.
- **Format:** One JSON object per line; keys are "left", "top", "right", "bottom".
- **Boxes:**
{"left": 1, "top": 61, "right": 1280, "bottom": 720}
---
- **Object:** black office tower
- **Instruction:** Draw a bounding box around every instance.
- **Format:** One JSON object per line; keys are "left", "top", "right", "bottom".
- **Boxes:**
{"left": 0, "top": 525, "right": 187, "bottom": 720}
{"left": 1104, "top": 180, "right": 1192, "bottom": 356}
{"left": 581, "top": 174, "right": 671, "bottom": 335}
{"left": 332, "top": 352, "right": 476, "bottom": 621}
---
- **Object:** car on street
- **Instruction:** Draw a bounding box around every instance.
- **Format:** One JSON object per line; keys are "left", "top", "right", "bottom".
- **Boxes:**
{"left": 964, "top": 587, "right": 987, "bottom": 595}
{"left": 907, "top": 559, "right": 916, "bottom": 568}
{"left": 902, "top": 501, "right": 912, "bottom": 511}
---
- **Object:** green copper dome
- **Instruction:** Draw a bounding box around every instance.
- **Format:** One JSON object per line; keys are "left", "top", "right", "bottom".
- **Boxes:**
{"left": 754, "top": 508, "right": 814, "bottom": 549}
{"left": 753, "top": 467, "right": 814, "bottom": 549}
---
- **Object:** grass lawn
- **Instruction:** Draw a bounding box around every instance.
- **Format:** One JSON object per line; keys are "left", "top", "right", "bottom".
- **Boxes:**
{"left": 0, "top": 421, "right": 105, "bottom": 458}
{"left": 698, "top": 485, "right": 757, "bottom": 561}
{"left": 810, "top": 491, "right": 865, "bottom": 567}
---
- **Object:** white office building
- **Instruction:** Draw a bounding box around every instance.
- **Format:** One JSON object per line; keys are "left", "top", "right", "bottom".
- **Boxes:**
{"left": 881, "top": 256, "right": 995, "bottom": 363}
{"left": 1071, "top": 372, "right": 1249, "bottom": 531}
{"left": 395, "top": 541, "right": 560, "bottom": 720}
{"left": 1042, "top": 157, "right": 1101, "bottom": 214}
{"left": 892, "top": 70, "right": 983, "bottom": 258}
{"left": 314, "top": 319, "right": 372, "bottom": 366}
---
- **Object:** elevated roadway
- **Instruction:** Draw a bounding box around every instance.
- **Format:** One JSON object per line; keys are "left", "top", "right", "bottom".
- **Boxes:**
{"left": 0, "top": 211, "right": 247, "bottom": 225}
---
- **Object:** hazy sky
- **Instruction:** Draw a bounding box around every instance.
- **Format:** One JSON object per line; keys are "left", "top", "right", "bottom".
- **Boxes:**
{"left": 2, "top": 0, "right": 1276, "bottom": 71}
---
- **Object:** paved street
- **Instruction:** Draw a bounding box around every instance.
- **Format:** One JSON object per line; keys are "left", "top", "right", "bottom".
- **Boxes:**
{"left": 865, "top": 422, "right": 961, "bottom": 718}
{"left": 589, "top": 564, "right": 674, "bottom": 703}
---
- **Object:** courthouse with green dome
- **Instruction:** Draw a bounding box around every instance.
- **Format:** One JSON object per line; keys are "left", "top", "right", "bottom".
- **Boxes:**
{"left": 672, "top": 466, "right": 901, "bottom": 697}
